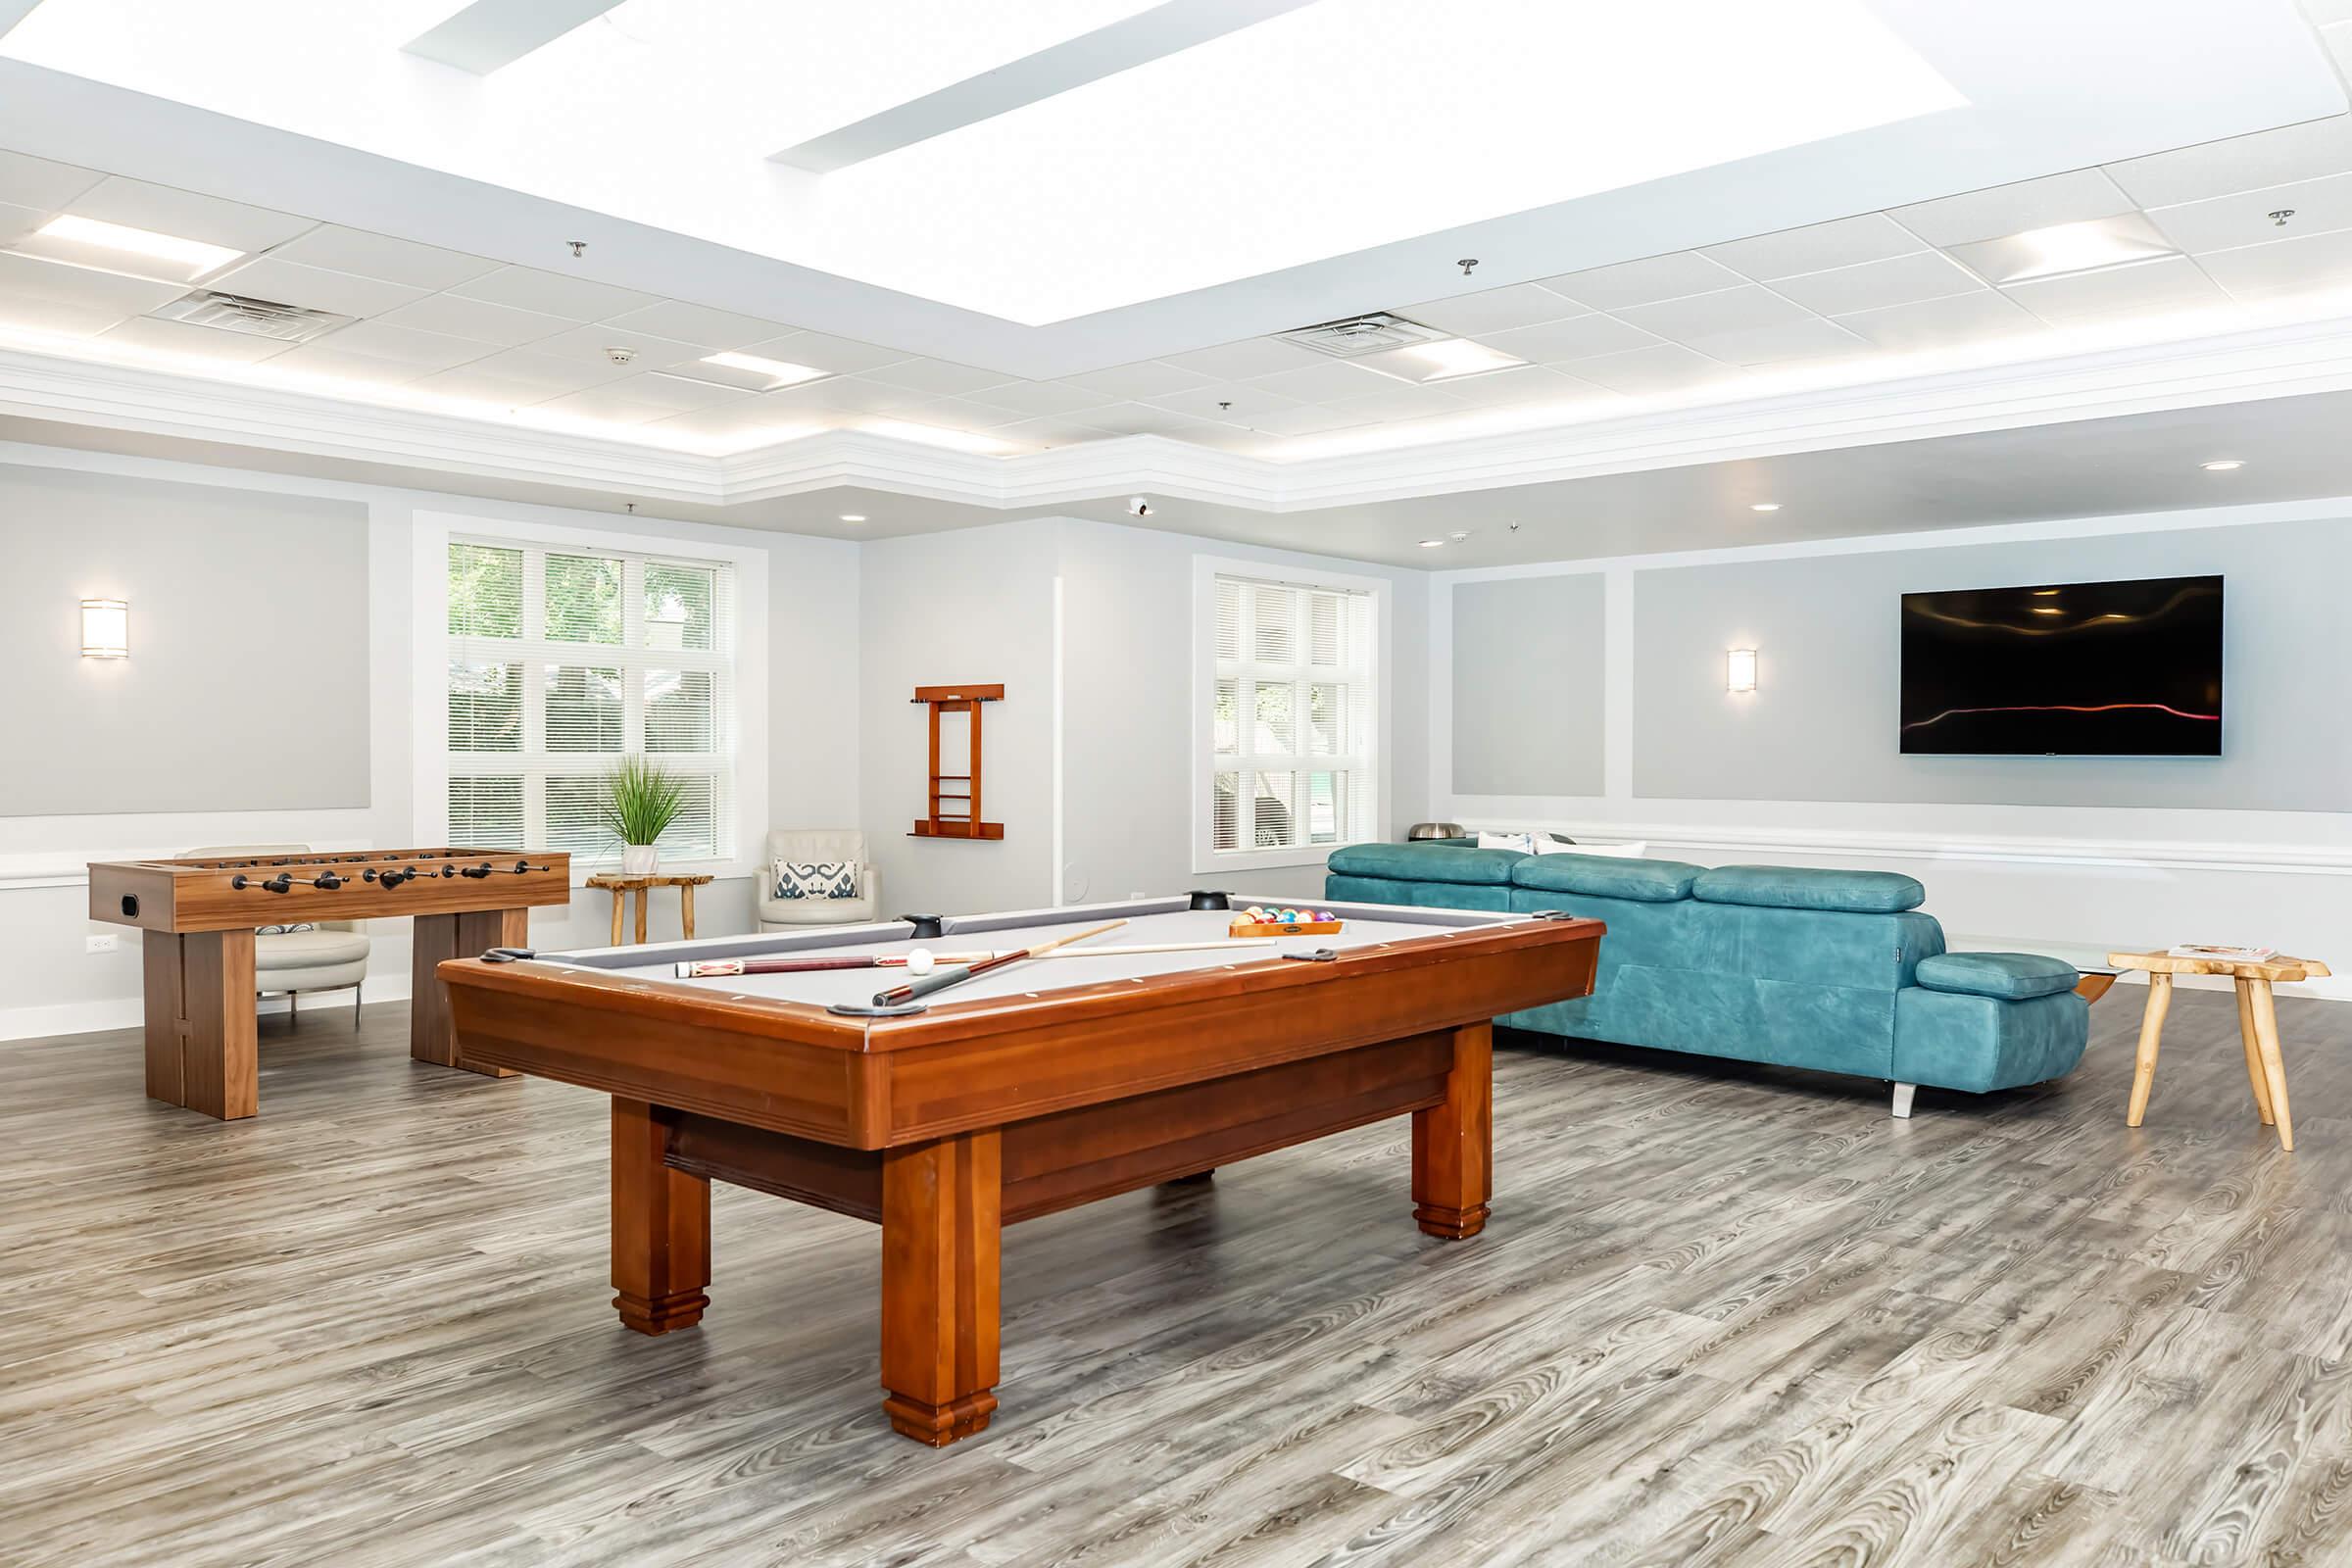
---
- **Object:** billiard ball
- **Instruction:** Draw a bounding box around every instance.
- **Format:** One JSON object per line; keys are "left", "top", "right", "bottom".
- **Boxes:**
{"left": 906, "top": 949, "right": 935, "bottom": 976}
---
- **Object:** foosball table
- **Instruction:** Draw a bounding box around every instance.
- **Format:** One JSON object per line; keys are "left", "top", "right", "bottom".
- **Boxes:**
{"left": 87, "top": 848, "right": 572, "bottom": 1120}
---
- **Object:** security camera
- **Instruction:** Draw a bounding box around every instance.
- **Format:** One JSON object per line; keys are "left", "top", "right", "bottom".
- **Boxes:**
{"left": 605, "top": 346, "right": 637, "bottom": 366}
{"left": 1127, "top": 496, "right": 1152, "bottom": 517}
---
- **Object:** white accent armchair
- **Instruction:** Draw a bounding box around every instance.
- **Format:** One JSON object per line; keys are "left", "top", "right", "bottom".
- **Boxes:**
{"left": 182, "top": 843, "right": 372, "bottom": 1028}
{"left": 757, "top": 829, "right": 882, "bottom": 930}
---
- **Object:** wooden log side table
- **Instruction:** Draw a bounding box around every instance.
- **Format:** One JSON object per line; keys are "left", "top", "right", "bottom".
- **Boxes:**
{"left": 588, "top": 873, "right": 716, "bottom": 946}
{"left": 2110, "top": 949, "right": 2332, "bottom": 1152}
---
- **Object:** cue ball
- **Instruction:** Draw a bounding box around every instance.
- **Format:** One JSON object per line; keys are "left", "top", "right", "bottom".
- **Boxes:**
{"left": 906, "top": 949, "right": 935, "bottom": 976}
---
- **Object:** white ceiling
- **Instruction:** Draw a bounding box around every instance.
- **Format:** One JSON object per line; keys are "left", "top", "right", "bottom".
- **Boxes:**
{"left": 4, "top": 0, "right": 2352, "bottom": 564}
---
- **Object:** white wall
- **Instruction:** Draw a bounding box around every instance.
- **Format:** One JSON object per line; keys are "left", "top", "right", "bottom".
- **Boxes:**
{"left": 1431, "top": 495, "right": 2352, "bottom": 1000}
{"left": 0, "top": 441, "right": 858, "bottom": 1040}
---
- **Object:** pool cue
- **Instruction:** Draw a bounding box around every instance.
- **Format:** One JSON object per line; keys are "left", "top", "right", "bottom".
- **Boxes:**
{"left": 675, "top": 935, "right": 1282, "bottom": 979}
{"left": 869, "top": 918, "right": 1125, "bottom": 1007}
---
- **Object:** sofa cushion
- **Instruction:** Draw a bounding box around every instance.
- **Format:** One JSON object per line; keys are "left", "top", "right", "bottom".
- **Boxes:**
{"left": 1325, "top": 843, "right": 1522, "bottom": 886}
{"left": 1511, "top": 854, "right": 1702, "bottom": 903}
{"left": 1690, "top": 865, "right": 1926, "bottom": 914}
{"left": 1915, "top": 951, "right": 2080, "bottom": 1002}
{"left": 255, "top": 928, "right": 370, "bottom": 970}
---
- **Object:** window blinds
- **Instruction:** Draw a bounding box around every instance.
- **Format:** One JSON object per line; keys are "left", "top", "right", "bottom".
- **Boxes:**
{"left": 1208, "top": 572, "right": 1378, "bottom": 856}
{"left": 444, "top": 537, "right": 735, "bottom": 861}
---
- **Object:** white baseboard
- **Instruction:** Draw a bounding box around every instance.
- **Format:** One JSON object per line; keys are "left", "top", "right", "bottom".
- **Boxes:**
{"left": 0, "top": 973, "right": 416, "bottom": 1043}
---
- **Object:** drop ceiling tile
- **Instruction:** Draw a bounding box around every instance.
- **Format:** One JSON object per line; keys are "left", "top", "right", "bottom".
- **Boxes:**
{"left": 2191, "top": 225, "right": 2352, "bottom": 300}
{"left": 1768, "top": 250, "right": 1986, "bottom": 315}
{"left": 1145, "top": 382, "right": 1307, "bottom": 422}
{"left": 261, "top": 343, "right": 434, "bottom": 387}
{"left": 990, "top": 415, "right": 1120, "bottom": 448}
{"left": 1480, "top": 314, "right": 1661, "bottom": 363}
{"left": 0, "top": 149, "right": 104, "bottom": 212}
{"left": 2104, "top": 114, "right": 2352, "bottom": 209}
{"left": 1231, "top": 403, "right": 1376, "bottom": 437}
{"left": 65, "top": 176, "right": 312, "bottom": 254}
{"left": 95, "top": 316, "right": 291, "bottom": 365}
{"left": 737, "top": 330, "right": 910, "bottom": 376}
{"left": 643, "top": 399, "right": 832, "bottom": 440}
{"left": 601, "top": 300, "right": 786, "bottom": 351}
{"left": 1245, "top": 360, "right": 1398, "bottom": 403}
{"left": 1060, "top": 360, "right": 1217, "bottom": 399}
{"left": 446, "top": 266, "right": 659, "bottom": 323}
{"left": 1890, "top": 169, "right": 2136, "bottom": 247}
{"left": 527, "top": 385, "right": 679, "bottom": 424}
{"left": 1158, "top": 337, "right": 1326, "bottom": 380}
{"left": 1683, "top": 318, "right": 1876, "bottom": 368}
{"left": 852, "top": 358, "right": 1016, "bottom": 396}
{"left": 374, "top": 292, "right": 574, "bottom": 347}
{"left": 528, "top": 322, "right": 710, "bottom": 373}
{"left": 209, "top": 256, "right": 427, "bottom": 318}
{"left": 896, "top": 395, "right": 1029, "bottom": 428}
{"left": 760, "top": 376, "right": 932, "bottom": 416}
{"left": 1700, "top": 214, "right": 1925, "bottom": 281}
{"left": 2144, "top": 171, "right": 2352, "bottom": 256}
{"left": 270, "top": 225, "right": 500, "bottom": 290}
{"left": 625, "top": 371, "right": 760, "bottom": 412}
{"left": 1612, "top": 284, "right": 1814, "bottom": 340}
{"left": 957, "top": 379, "right": 1120, "bottom": 416}
{"left": 1538, "top": 252, "right": 1745, "bottom": 311}
{"left": 1317, "top": 383, "right": 1472, "bottom": 420}
{"left": 0, "top": 251, "right": 188, "bottom": 314}
{"left": 461, "top": 347, "right": 637, "bottom": 393}
{"left": 0, "top": 295, "right": 133, "bottom": 339}
{"left": 1999, "top": 255, "right": 2233, "bottom": 323}
{"left": 1428, "top": 364, "right": 1609, "bottom": 407}
{"left": 1401, "top": 283, "right": 1584, "bottom": 337}
{"left": 408, "top": 367, "right": 574, "bottom": 408}
{"left": 314, "top": 319, "right": 494, "bottom": 370}
{"left": 1562, "top": 344, "right": 1740, "bottom": 395}
{"left": 1827, "top": 289, "right": 2046, "bottom": 351}
{"left": 1074, "top": 401, "right": 1222, "bottom": 437}
{"left": 0, "top": 200, "right": 46, "bottom": 246}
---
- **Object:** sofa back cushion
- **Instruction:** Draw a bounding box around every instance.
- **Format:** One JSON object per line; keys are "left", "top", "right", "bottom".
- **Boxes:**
{"left": 1690, "top": 864, "right": 1926, "bottom": 914}
{"left": 1512, "top": 854, "right": 1701, "bottom": 903}
{"left": 1325, "top": 843, "right": 1522, "bottom": 885}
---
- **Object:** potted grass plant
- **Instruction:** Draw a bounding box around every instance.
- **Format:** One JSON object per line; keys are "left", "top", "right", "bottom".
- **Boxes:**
{"left": 603, "top": 755, "right": 686, "bottom": 875}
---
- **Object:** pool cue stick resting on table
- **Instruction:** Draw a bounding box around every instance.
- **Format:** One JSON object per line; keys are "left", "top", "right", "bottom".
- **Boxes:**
{"left": 870, "top": 918, "right": 1125, "bottom": 1007}
{"left": 673, "top": 934, "right": 1279, "bottom": 979}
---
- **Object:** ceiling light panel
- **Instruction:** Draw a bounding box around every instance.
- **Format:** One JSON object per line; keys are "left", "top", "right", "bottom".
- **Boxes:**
{"left": 2, "top": 0, "right": 1965, "bottom": 324}
{"left": 694, "top": 350, "right": 830, "bottom": 389}
{"left": 1355, "top": 338, "right": 1529, "bottom": 384}
{"left": 1946, "top": 213, "right": 2180, "bottom": 284}
{"left": 13, "top": 215, "right": 242, "bottom": 281}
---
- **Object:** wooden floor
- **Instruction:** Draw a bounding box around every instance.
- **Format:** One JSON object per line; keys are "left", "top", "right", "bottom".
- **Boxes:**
{"left": 6, "top": 989, "right": 2350, "bottom": 1567}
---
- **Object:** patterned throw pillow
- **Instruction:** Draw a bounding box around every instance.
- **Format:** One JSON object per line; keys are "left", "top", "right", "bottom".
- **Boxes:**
{"left": 255, "top": 923, "right": 319, "bottom": 935}
{"left": 773, "top": 860, "right": 858, "bottom": 901}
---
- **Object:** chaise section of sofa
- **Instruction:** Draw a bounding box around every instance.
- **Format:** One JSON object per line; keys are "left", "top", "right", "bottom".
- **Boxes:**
{"left": 1325, "top": 842, "right": 2089, "bottom": 1113}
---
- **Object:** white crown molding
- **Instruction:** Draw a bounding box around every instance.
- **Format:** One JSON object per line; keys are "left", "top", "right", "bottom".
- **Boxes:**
{"left": 14, "top": 311, "right": 2352, "bottom": 516}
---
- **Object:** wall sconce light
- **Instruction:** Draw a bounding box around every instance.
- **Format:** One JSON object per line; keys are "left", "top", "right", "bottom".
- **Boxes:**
{"left": 1726, "top": 648, "right": 1757, "bottom": 693}
{"left": 81, "top": 598, "right": 129, "bottom": 659}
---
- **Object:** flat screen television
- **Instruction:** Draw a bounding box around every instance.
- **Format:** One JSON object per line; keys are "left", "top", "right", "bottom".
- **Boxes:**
{"left": 1898, "top": 575, "right": 2224, "bottom": 757}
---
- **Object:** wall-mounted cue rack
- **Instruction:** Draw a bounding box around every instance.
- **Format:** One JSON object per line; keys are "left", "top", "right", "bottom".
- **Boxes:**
{"left": 910, "top": 683, "right": 1004, "bottom": 840}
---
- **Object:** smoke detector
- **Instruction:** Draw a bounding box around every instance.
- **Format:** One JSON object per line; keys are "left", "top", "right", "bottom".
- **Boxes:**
{"left": 149, "top": 292, "right": 351, "bottom": 343}
{"left": 1274, "top": 312, "right": 1450, "bottom": 360}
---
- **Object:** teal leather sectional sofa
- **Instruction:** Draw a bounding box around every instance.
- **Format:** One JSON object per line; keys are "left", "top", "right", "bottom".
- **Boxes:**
{"left": 1326, "top": 842, "right": 2088, "bottom": 1115}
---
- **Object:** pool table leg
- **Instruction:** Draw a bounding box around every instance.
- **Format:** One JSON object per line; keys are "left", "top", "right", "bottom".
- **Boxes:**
{"left": 880, "top": 1129, "right": 1002, "bottom": 1446}
{"left": 611, "top": 1099, "right": 710, "bottom": 1335}
{"left": 1413, "top": 1021, "right": 1493, "bottom": 1240}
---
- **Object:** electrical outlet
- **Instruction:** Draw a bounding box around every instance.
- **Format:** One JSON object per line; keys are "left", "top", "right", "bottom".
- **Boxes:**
{"left": 85, "top": 932, "right": 121, "bottom": 956}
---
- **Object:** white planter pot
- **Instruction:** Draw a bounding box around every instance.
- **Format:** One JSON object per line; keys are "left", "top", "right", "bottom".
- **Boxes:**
{"left": 618, "top": 844, "right": 660, "bottom": 876}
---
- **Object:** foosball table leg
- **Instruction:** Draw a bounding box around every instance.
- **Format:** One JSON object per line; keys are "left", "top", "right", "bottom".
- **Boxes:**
{"left": 411, "top": 909, "right": 527, "bottom": 1077}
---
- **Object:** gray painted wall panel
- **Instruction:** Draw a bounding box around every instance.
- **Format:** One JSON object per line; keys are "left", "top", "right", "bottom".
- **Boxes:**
{"left": 0, "top": 468, "right": 370, "bottom": 815}
{"left": 1452, "top": 573, "right": 1604, "bottom": 797}
{"left": 1632, "top": 519, "right": 2352, "bottom": 810}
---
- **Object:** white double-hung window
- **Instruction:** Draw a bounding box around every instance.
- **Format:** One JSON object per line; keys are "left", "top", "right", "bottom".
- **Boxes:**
{"left": 438, "top": 531, "right": 740, "bottom": 863}
{"left": 1197, "top": 562, "right": 1384, "bottom": 870}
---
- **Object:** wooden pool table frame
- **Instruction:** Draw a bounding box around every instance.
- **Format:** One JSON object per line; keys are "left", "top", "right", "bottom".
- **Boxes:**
{"left": 439, "top": 904, "right": 1604, "bottom": 1446}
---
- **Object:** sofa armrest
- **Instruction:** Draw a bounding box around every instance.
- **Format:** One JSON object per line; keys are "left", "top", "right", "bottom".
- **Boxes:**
{"left": 1914, "top": 951, "right": 2079, "bottom": 1002}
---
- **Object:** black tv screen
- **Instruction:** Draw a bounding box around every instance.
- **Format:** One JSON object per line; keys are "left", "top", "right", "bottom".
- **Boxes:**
{"left": 1899, "top": 575, "right": 2224, "bottom": 757}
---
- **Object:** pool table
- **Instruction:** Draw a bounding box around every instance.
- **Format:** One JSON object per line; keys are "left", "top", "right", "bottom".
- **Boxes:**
{"left": 437, "top": 895, "right": 1603, "bottom": 1446}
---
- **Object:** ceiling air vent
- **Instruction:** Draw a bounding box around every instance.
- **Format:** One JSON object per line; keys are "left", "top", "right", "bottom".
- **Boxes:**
{"left": 150, "top": 291, "right": 353, "bottom": 343}
{"left": 1274, "top": 312, "right": 1449, "bottom": 359}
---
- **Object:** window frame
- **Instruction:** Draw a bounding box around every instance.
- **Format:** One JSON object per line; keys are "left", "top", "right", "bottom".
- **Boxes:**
{"left": 1190, "top": 555, "right": 1389, "bottom": 875}
{"left": 412, "top": 513, "right": 768, "bottom": 883}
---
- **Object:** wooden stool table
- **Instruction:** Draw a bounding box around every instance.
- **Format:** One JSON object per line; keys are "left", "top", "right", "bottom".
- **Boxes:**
{"left": 2110, "top": 949, "right": 2331, "bottom": 1152}
{"left": 588, "top": 873, "right": 715, "bottom": 946}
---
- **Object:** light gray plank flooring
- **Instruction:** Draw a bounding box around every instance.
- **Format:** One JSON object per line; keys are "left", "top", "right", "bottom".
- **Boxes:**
{"left": 4, "top": 985, "right": 2349, "bottom": 1566}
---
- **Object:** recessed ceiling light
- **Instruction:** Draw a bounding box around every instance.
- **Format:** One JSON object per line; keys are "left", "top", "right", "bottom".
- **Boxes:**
{"left": 1417, "top": 539, "right": 1445, "bottom": 548}
{"left": 2199, "top": 459, "right": 2245, "bottom": 471}
{"left": 14, "top": 215, "right": 244, "bottom": 282}
{"left": 1945, "top": 214, "right": 2178, "bottom": 285}
{"left": 1357, "top": 337, "right": 1529, "bottom": 384}
{"left": 1448, "top": 530, "right": 1470, "bottom": 541}
{"left": 839, "top": 514, "right": 866, "bottom": 522}
{"left": 2032, "top": 607, "right": 2064, "bottom": 615}
{"left": 1750, "top": 502, "right": 1782, "bottom": 512}
{"left": 697, "top": 351, "right": 830, "bottom": 388}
